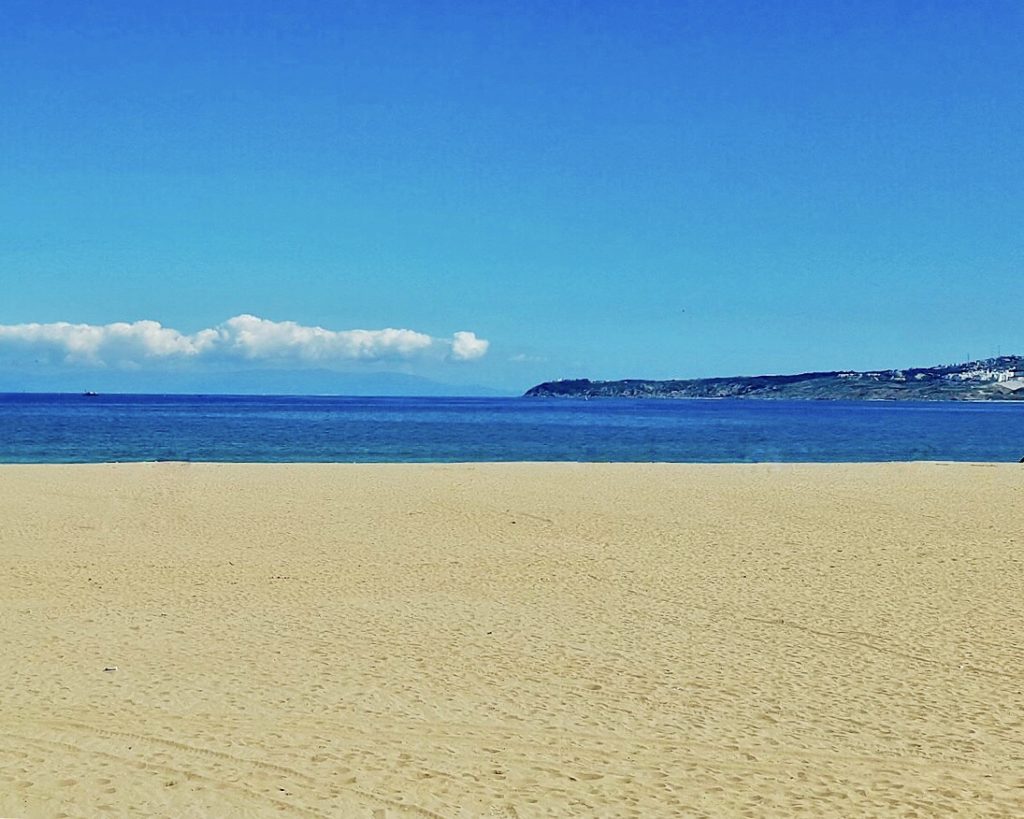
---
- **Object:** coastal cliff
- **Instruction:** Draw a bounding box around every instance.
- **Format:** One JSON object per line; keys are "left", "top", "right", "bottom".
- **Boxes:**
{"left": 525, "top": 356, "right": 1024, "bottom": 401}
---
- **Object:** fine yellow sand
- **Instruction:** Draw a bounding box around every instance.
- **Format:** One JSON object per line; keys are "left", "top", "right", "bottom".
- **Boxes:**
{"left": 1, "top": 463, "right": 1023, "bottom": 817}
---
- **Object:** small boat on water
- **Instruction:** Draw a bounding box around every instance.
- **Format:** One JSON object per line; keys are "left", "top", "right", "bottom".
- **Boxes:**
{"left": 82, "top": 391, "right": 99, "bottom": 397}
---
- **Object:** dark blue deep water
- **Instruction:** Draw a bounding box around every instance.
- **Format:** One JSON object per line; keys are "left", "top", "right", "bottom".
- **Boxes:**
{"left": 1, "top": 393, "right": 1023, "bottom": 463}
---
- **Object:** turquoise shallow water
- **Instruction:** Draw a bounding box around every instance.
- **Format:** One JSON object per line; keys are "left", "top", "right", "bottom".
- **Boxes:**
{"left": 1, "top": 393, "right": 1023, "bottom": 463}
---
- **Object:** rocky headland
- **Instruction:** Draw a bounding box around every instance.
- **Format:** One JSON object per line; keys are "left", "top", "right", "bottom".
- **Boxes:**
{"left": 525, "top": 356, "right": 1024, "bottom": 401}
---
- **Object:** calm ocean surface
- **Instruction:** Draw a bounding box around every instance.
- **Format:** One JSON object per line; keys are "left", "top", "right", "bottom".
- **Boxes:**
{"left": 1, "top": 393, "right": 1023, "bottom": 463}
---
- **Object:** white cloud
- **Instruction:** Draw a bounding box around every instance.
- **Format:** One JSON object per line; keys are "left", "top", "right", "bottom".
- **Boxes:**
{"left": 0, "top": 315, "right": 489, "bottom": 368}
{"left": 450, "top": 331, "right": 489, "bottom": 361}
{"left": 218, "top": 315, "right": 438, "bottom": 362}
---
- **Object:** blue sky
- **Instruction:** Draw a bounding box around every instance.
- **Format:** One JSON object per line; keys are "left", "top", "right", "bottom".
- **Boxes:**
{"left": 1, "top": 0, "right": 1021, "bottom": 393}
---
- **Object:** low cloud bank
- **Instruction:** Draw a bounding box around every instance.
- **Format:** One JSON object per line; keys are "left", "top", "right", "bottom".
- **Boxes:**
{"left": 0, "top": 315, "right": 489, "bottom": 368}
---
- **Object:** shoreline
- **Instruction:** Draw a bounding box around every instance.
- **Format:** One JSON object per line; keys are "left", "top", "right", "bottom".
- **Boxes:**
{"left": 1, "top": 457, "right": 1021, "bottom": 466}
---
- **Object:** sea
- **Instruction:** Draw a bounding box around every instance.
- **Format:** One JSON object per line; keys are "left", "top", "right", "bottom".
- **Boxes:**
{"left": 2, "top": 393, "right": 1023, "bottom": 463}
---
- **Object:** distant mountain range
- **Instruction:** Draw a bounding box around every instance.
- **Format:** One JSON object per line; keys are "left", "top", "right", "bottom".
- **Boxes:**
{"left": 525, "top": 356, "right": 1024, "bottom": 401}
{"left": 0, "top": 368, "right": 508, "bottom": 397}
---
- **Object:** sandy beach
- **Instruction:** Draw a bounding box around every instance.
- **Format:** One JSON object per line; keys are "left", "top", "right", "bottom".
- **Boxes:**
{"left": 1, "top": 462, "right": 1022, "bottom": 817}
